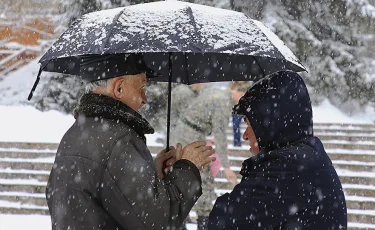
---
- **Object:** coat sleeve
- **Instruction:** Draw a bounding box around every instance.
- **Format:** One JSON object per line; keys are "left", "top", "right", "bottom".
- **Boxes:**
{"left": 208, "top": 159, "right": 300, "bottom": 229}
{"left": 100, "top": 136, "right": 202, "bottom": 230}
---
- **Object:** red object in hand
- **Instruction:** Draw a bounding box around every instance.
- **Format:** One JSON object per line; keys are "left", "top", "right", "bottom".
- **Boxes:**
{"left": 211, "top": 153, "right": 222, "bottom": 177}
{"left": 207, "top": 139, "right": 223, "bottom": 177}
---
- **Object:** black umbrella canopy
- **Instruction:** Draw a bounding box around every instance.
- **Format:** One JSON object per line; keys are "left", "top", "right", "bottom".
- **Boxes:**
{"left": 29, "top": 1, "right": 307, "bottom": 150}
{"left": 37, "top": 1, "right": 305, "bottom": 84}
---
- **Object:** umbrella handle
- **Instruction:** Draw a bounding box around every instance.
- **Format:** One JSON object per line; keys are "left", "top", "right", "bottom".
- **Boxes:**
{"left": 28, "top": 66, "right": 43, "bottom": 100}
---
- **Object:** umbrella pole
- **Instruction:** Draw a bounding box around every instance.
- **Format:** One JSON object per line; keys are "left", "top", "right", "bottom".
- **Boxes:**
{"left": 27, "top": 61, "right": 50, "bottom": 100}
{"left": 166, "top": 53, "right": 172, "bottom": 152}
{"left": 27, "top": 67, "right": 43, "bottom": 100}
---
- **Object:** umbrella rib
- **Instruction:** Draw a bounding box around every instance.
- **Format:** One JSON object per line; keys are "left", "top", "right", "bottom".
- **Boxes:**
{"left": 101, "top": 8, "right": 127, "bottom": 54}
{"left": 184, "top": 53, "right": 190, "bottom": 85}
{"left": 185, "top": 6, "right": 204, "bottom": 52}
{"left": 253, "top": 56, "right": 266, "bottom": 78}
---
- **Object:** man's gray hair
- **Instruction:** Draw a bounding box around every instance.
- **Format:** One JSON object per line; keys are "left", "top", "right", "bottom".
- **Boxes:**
{"left": 84, "top": 79, "right": 112, "bottom": 93}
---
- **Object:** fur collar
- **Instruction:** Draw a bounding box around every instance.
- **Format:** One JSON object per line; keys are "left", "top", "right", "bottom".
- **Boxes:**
{"left": 74, "top": 93, "right": 154, "bottom": 138}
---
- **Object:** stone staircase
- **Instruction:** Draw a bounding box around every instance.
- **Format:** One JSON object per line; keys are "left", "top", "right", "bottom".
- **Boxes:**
{"left": 1, "top": 123, "right": 375, "bottom": 229}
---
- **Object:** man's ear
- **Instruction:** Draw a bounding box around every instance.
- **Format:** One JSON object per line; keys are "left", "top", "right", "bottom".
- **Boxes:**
{"left": 113, "top": 78, "right": 125, "bottom": 99}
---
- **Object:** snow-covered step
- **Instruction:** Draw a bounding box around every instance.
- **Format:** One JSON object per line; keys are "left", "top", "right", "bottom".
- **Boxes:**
{"left": 317, "top": 128, "right": 375, "bottom": 134}
{"left": 0, "top": 179, "right": 46, "bottom": 194}
{"left": 346, "top": 195, "right": 375, "bottom": 210}
{"left": 212, "top": 175, "right": 375, "bottom": 194}
{"left": 347, "top": 209, "right": 375, "bottom": 224}
{"left": 0, "top": 157, "right": 54, "bottom": 171}
{"left": 333, "top": 160, "right": 375, "bottom": 172}
{"left": 226, "top": 134, "right": 375, "bottom": 142}
{"left": 342, "top": 184, "right": 375, "bottom": 197}
{"left": 337, "top": 170, "right": 375, "bottom": 188}
{"left": 0, "top": 180, "right": 374, "bottom": 224}
{"left": 1, "top": 137, "right": 375, "bottom": 225}
{"left": 316, "top": 131, "right": 375, "bottom": 136}
{"left": 230, "top": 122, "right": 375, "bottom": 130}
{"left": 316, "top": 133, "right": 375, "bottom": 142}
{"left": 0, "top": 168, "right": 50, "bottom": 181}
{"left": 225, "top": 127, "right": 375, "bottom": 135}
{"left": 0, "top": 142, "right": 58, "bottom": 150}
{"left": 314, "top": 124, "right": 375, "bottom": 132}
{"left": 327, "top": 149, "right": 375, "bottom": 162}
{"left": 348, "top": 222, "right": 375, "bottom": 229}
{"left": 226, "top": 155, "right": 375, "bottom": 171}
{"left": 323, "top": 141, "right": 375, "bottom": 151}
{"left": 214, "top": 167, "right": 375, "bottom": 183}
{"left": 2, "top": 152, "right": 368, "bottom": 175}
{"left": 1, "top": 155, "right": 375, "bottom": 182}
{"left": 2, "top": 166, "right": 374, "bottom": 192}
{"left": 0, "top": 200, "right": 48, "bottom": 215}
{"left": 0, "top": 192, "right": 46, "bottom": 206}
{"left": 3, "top": 143, "right": 375, "bottom": 161}
{"left": 0, "top": 148, "right": 56, "bottom": 159}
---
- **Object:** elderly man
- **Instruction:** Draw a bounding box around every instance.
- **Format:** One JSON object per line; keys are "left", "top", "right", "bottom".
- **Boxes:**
{"left": 208, "top": 71, "right": 347, "bottom": 229}
{"left": 46, "top": 54, "right": 215, "bottom": 230}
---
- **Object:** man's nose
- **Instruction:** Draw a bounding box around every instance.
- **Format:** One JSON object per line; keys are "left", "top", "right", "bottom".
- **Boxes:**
{"left": 142, "top": 92, "right": 147, "bottom": 104}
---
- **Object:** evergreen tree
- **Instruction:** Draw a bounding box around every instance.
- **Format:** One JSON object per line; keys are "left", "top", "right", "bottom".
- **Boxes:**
{"left": 35, "top": 74, "right": 85, "bottom": 114}
{"left": 231, "top": 0, "right": 375, "bottom": 113}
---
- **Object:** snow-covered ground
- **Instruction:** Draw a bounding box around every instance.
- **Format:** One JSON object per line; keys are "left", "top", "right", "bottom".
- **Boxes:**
{"left": 0, "top": 214, "right": 198, "bottom": 230}
{"left": 0, "top": 214, "right": 51, "bottom": 230}
{"left": 313, "top": 99, "right": 374, "bottom": 124}
{"left": 0, "top": 105, "right": 164, "bottom": 146}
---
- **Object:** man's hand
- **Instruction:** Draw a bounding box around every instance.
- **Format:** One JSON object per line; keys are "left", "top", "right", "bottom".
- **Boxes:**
{"left": 181, "top": 141, "right": 216, "bottom": 170}
{"left": 154, "top": 147, "right": 176, "bottom": 179}
{"left": 224, "top": 168, "right": 238, "bottom": 185}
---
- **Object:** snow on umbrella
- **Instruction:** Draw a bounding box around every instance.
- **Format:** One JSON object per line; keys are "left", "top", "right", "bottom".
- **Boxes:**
{"left": 27, "top": 0, "right": 306, "bottom": 149}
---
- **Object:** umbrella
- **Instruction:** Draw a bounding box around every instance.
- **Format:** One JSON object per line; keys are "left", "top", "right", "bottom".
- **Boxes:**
{"left": 27, "top": 0, "right": 306, "bottom": 149}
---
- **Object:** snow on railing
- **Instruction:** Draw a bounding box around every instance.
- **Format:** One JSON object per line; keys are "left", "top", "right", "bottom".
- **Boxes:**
{"left": 0, "top": 59, "right": 25, "bottom": 76}
{"left": 19, "top": 25, "right": 55, "bottom": 39}
{"left": 0, "top": 37, "right": 15, "bottom": 47}
{"left": 0, "top": 47, "right": 26, "bottom": 66}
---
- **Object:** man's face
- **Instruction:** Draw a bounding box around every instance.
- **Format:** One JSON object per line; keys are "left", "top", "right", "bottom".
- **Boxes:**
{"left": 243, "top": 118, "right": 260, "bottom": 155}
{"left": 116, "top": 73, "right": 147, "bottom": 112}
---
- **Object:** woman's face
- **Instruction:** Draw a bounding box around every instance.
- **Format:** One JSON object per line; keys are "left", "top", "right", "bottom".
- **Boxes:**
{"left": 243, "top": 118, "right": 260, "bottom": 155}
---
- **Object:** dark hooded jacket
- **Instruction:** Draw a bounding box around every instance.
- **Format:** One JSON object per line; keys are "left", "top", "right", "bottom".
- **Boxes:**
{"left": 46, "top": 93, "right": 202, "bottom": 230}
{"left": 208, "top": 71, "right": 347, "bottom": 229}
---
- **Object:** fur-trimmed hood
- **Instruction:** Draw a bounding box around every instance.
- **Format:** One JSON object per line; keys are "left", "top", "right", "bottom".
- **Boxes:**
{"left": 74, "top": 93, "right": 154, "bottom": 138}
